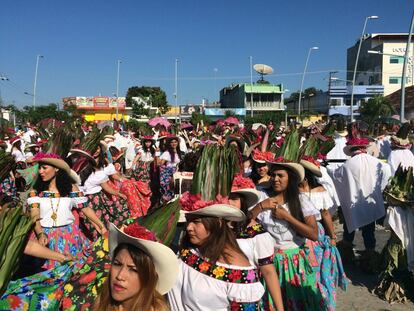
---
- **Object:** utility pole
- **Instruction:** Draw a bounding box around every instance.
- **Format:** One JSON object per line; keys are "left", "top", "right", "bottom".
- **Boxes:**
{"left": 327, "top": 71, "right": 338, "bottom": 120}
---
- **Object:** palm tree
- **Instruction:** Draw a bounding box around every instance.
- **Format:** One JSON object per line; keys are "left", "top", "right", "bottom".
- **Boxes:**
{"left": 359, "top": 95, "right": 396, "bottom": 133}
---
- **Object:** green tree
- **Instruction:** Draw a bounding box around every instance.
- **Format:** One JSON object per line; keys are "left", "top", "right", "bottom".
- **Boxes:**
{"left": 126, "top": 86, "right": 170, "bottom": 117}
{"left": 190, "top": 112, "right": 211, "bottom": 126}
{"left": 359, "top": 95, "right": 396, "bottom": 131}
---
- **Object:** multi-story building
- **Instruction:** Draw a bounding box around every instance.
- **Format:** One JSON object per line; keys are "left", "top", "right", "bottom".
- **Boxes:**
{"left": 347, "top": 33, "right": 414, "bottom": 96}
{"left": 219, "top": 83, "right": 284, "bottom": 115}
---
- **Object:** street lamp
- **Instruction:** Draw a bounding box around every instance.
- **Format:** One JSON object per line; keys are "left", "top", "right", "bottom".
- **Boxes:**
{"left": 249, "top": 56, "right": 254, "bottom": 117}
{"left": 116, "top": 59, "right": 122, "bottom": 121}
{"left": 213, "top": 68, "right": 218, "bottom": 102}
{"left": 298, "top": 46, "right": 319, "bottom": 121}
{"left": 350, "top": 15, "right": 379, "bottom": 122}
{"left": 33, "top": 55, "right": 44, "bottom": 110}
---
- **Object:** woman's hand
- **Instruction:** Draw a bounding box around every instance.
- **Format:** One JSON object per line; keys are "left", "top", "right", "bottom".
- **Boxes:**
{"left": 37, "top": 233, "right": 48, "bottom": 247}
{"left": 271, "top": 205, "right": 289, "bottom": 221}
{"left": 260, "top": 197, "right": 279, "bottom": 210}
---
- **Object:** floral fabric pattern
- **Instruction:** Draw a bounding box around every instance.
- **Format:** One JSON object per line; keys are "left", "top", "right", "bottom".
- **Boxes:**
{"left": 159, "top": 165, "right": 176, "bottom": 203}
{"left": 230, "top": 300, "right": 261, "bottom": 311}
{"left": 180, "top": 249, "right": 259, "bottom": 284}
{"left": 237, "top": 223, "right": 266, "bottom": 239}
{"left": 305, "top": 222, "right": 349, "bottom": 311}
{"left": 0, "top": 263, "right": 74, "bottom": 311}
{"left": 61, "top": 235, "right": 110, "bottom": 311}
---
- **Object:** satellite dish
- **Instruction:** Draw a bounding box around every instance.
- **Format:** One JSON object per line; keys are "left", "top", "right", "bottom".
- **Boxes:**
{"left": 253, "top": 64, "right": 274, "bottom": 83}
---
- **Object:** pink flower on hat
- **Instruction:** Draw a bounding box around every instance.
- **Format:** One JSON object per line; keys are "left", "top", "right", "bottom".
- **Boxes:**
{"left": 33, "top": 152, "right": 62, "bottom": 160}
{"left": 346, "top": 137, "right": 369, "bottom": 146}
{"left": 180, "top": 192, "right": 230, "bottom": 212}
{"left": 301, "top": 155, "right": 321, "bottom": 168}
{"left": 252, "top": 149, "right": 275, "bottom": 162}
{"left": 124, "top": 223, "right": 157, "bottom": 242}
{"left": 231, "top": 174, "right": 255, "bottom": 191}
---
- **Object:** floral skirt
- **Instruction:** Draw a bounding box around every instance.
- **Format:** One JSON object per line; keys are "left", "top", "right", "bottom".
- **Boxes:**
{"left": 61, "top": 234, "right": 110, "bottom": 311}
{"left": 81, "top": 192, "right": 130, "bottom": 241}
{"left": 263, "top": 246, "right": 323, "bottom": 311}
{"left": 159, "top": 166, "right": 176, "bottom": 203}
{"left": 0, "top": 263, "right": 74, "bottom": 311}
{"left": 120, "top": 179, "right": 151, "bottom": 218}
{"left": 306, "top": 223, "right": 348, "bottom": 311}
{"left": 30, "top": 223, "right": 90, "bottom": 270}
{"left": 133, "top": 160, "right": 152, "bottom": 182}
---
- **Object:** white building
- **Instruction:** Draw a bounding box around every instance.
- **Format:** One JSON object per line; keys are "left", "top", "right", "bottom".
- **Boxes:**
{"left": 347, "top": 33, "right": 414, "bottom": 96}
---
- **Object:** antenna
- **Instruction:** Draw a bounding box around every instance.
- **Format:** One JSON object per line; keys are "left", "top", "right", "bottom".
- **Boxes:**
{"left": 253, "top": 64, "right": 273, "bottom": 84}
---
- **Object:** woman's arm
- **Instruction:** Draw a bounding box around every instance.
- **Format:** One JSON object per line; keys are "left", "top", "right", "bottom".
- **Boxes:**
{"left": 81, "top": 207, "right": 107, "bottom": 234}
{"left": 30, "top": 206, "right": 48, "bottom": 246}
{"left": 24, "top": 240, "right": 72, "bottom": 262}
{"left": 272, "top": 207, "right": 318, "bottom": 241}
{"left": 320, "top": 209, "right": 336, "bottom": 245}
{"left": 101, "top": 181, "right": 127, "bottom": 200}
{"left": 260, "top": 264, "right": 284, "bottom": 311}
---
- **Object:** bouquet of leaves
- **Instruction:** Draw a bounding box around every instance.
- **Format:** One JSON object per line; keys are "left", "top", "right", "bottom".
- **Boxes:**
{"left": 191, "top": 144, "right": 241, "bottom": 201}
{"left": 384, "top": 164, "right": 414, "bottom": 205}
{"left": 0, "top": 203, "right": 34, "bottom": 296}
{"left": 275, "top": 128, "right": 300, "bottom": 162}
{"left": 138, "top": 198, "right": 181, "bottom": 246}
{"left": 0, "top": 150, "right": 15, "bottom": 181}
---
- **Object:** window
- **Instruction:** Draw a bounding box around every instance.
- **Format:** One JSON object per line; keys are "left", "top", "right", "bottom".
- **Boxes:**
{"left": 329, "top": 98, "right": 342, "bottom": 106}
{"left": 390, "top": 57, "right": 403, "bottom": 64}
{"left": 389, "top": 77, "right": 401, "bottom": 84}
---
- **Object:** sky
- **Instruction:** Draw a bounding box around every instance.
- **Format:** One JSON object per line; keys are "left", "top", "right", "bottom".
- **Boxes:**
{"left": 0, "top": 0, "right": 413, "bottom": 108}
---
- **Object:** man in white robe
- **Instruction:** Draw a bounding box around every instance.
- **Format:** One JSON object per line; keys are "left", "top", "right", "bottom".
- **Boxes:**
{"left": 332, "top": 139, "right": 391, "bottom": 253}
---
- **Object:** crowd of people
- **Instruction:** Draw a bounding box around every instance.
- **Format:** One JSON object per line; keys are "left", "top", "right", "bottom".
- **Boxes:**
{"left": 0, "top": 115, "right": 413, "bottom": 310}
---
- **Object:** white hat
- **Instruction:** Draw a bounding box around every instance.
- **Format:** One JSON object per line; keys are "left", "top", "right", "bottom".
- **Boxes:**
{"left": 33, "top": 153, "right": 81, "bottom": 185}
{"left": 231, "top": 188, "right": 260, "bottom": 210}
{"left": 299, "top": 158, "right": 322, "bottom": 178}
{"left": 109, "top": 223, "right": 179, "bottom": 295}
{"left": 267, "top": 160, "right": 305, "bottom": 183}
{"left": 185, "top": 204, "right": 246, "bottom": 222}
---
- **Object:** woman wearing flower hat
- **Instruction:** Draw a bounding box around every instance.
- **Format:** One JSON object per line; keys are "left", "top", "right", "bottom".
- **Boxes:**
{"left": 159, "top": 135, "right": 184, "bottom": 203}
{"left": 299, "top": 156, "right": 348, "bottom": 310}
{"left": 91, "top": 222, "right": 178, "bottom": 311}
{"left": 249, "top": 159, "right": 323, "bottom": 310}
{"left": 132, "top": 136, "right": 157, "bottom": 183}
{"left": 168, "top": 193, "right": 265, "bottom": 310}
{"left": 229, "top": 174, "right": 284, "bottom": 311}
{"left": 28, "top": 152, "right": 105, "bottom": 270}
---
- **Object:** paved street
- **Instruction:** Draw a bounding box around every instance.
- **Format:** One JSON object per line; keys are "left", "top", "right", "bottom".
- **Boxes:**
{"left": 335, "top": 222, "right": 414, "bottom": 311}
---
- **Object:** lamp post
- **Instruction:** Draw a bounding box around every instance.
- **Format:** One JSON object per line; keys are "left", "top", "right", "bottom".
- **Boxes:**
{"left": 350, "top": 15, "right": 379, "bottom": 122}
{"left": 249, "top": 56, "right": 253, "bottom": 117}
{"left": 213, "top": 68, "right": 218, "bottom": 103}
{"left": 33, "top": 55, "right": 44, "bottom": 110}
{"left": 116, "top": 59, "right": 122, "bottom": 121}
{"left": 298, "top": 47, "right": 318, "bottom": 121}
{"left": 401, "top": 11, "right": 414, "bottom": 122}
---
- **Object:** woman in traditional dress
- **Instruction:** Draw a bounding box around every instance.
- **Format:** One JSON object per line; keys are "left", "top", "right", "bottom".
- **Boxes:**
{"left": 159, "top": 135, "right": 183, "bottom": 203}
{"left": 28, "top": 152, "right": 105, "bottom": 270}
{"left": 229, "top": 174, "right": 284, "bottom": 311}
{"left": 249, "top": 160, "right": 323, "bottom": 310}
{"left": 132, "top": 136, "right": 157, "bottom": 183}
{"left": 71, "top": 145, "right": 131, "bottom": 241}
{"left": 168, "top": 194, "right": 265, "bottom": 310}
{"left": 299, "top": 157, "right": 348, "bottom": 310}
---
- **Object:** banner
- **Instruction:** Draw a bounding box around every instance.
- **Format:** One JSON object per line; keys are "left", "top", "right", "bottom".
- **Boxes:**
{"left": 180, "top": 105, "right": 203, "bottom": 115}
{"left": 94, "top": 96, "right": 109, "bottom": 108}
{"left": 109, "top": 97, "right": 126, "bottom": 108}
{"left": 76, "top": 97, "right": 94, "bottom": 109}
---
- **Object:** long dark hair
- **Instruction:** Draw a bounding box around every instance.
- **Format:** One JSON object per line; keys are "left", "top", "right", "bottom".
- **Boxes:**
{"left": 271, "top": 165, "right": 304, "bottom": 223}
{"left": 304, "top": 168, "right": 322, "bottom": 189}
{"left": 33, "top": 163, "right": 74, "bottom": 197}
{"left": 93, "top": 243, "right": 168, "bottom": 311}
{"left": 142, "top": 140, "right": 156, "bottom": 156}
{"left": 167, "top": 138, "right": 183, "bottom": 163}
{"left": 180, "top": 216, "right": 247, "bottom": 264}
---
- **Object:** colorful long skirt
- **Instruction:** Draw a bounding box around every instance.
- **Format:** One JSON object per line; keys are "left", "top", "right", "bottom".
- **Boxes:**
{"left": 159, "top": 166, "right": 176, "bottom": 203}
{"left": 120, "top": 179, "right": 151, "bottom": 217}
{"left": 0, "top": 263, "right": 74, "bottom": 311}
{"left": 81, "top": 192, "right": 130, "bottom": 241}
{"left": 132, "top": 160, "right": 152, "bottom": 182}
{"left": 61, "top": 234, "right": 110, "bottom": 311}
{"left": 29, "top": 223, "right": 90, "bottom": 270}
{"left": 263, "top": 246, "right": 323, "bottom": 311}
{"left": 306, "top": 223, "right": 348, "bottom": 311}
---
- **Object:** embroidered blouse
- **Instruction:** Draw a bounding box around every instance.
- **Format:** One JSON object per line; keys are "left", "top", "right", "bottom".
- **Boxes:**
{"left": 27, "top": 190, "right": 88, "bottom": 228}
{"left": 168, "top": 248, "right": 264, "bottom": 311}
{"left": 236, "top": 223, "right": 274, "bottom": 267}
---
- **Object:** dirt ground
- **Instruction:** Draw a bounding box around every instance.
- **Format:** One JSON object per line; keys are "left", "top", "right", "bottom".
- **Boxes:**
{"left": 335, "top": 222, "right": 414, "bottom": 311}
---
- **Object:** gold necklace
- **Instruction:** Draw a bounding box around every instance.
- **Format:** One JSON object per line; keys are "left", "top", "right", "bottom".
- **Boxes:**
{"left": 50, "top": 193, "right": 61, "bottom": 226}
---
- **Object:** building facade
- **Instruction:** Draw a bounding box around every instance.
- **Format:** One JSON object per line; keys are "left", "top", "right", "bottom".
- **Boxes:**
{"left": 220, "top": 83, "right": 284, "bottom": 115}
{"left": 347, "top": 33, "right": 414, "bottom": 96}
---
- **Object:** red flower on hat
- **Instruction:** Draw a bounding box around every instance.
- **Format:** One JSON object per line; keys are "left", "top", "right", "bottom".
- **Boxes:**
{"left": 231, "top": 174, "right": 255, "bottom": 191}
{"left": 33, "top": 152, "right": 62, "bottom": 160}
{"left": 180, "top": 192, "right": 230, "bottom": 212}
{"left": 142, "top": 135, "right": 154, "bottom": 140}
{"left": 252, "top": 149, "right": 275, "bottom": 162}
{"left": 301, "top": 155, "right": 321, "bottom": 168}
{"left": 124, "top": 223, "right": 157, "bottom": 242}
